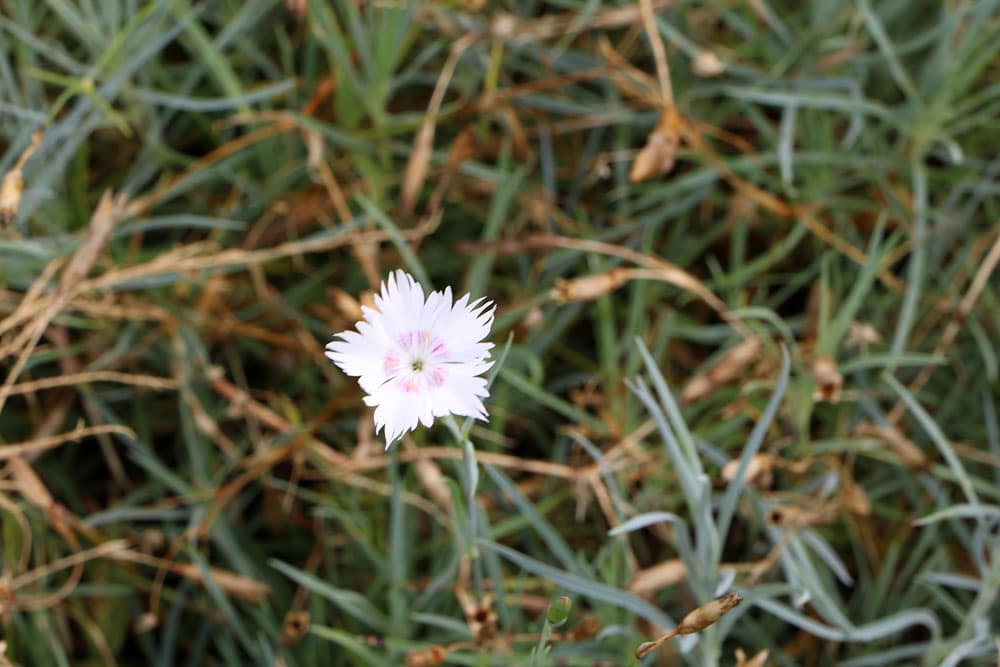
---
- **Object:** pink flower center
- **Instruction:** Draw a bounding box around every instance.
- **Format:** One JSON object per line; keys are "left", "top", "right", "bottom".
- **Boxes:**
{"left": 383, "top": 329, "right": 448, "bottom": 392}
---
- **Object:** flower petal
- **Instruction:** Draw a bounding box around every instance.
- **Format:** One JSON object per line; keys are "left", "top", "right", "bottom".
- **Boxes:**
{"left": 435, "top": 294, "right": 496, "bottom": 364}
{"left": 365, "top": 378, "right": 434, "bottom": 445}
{"left": 430, "top": 372, "right": 489, "bottom": 421}
{"left": 374, "top": 270, "right": 426, "bottom": 341}
{"left": 420, "top": 286, "right": 453, "bottom": 333}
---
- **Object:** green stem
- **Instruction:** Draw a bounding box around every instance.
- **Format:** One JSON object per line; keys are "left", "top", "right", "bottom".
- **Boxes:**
{"left": 447, "top": 415, "right": 484, "bottom": 599}
{"left": 529, "top": 618, "right": 554, "bottom": 667}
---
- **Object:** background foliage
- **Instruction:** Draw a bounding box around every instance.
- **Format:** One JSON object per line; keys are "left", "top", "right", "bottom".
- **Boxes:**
{"left": 1, "top": 0, "right": 999, "bottom": 665}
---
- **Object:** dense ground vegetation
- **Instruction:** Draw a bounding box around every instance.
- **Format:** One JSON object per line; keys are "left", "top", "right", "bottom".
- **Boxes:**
{"left": 1, "top": 1, "right": 998, "bottom": 665}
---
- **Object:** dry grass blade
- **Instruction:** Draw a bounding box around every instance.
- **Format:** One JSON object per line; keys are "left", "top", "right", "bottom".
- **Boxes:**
{"left": 110, "top": 550, "right": 271, "bottom": 603}
{"left": 8, "top": 538, "right": 126, "bottom": 620}
{"left": 627, "top": 558, "right": 686, "bottom": 596}
{"left": 208, "top": 374, "right": 350, "bottom": 467}
{"left": 1, "top": 1, "right": 995, "bottom": 663}
{"left": 6, "top": 454, "right": 55, "bottom": 508}
{"left": 0, "top": 423, "right": 136, "bottom": 460}
{"left": 0, "top": 190, "right": 128, "bottom": 416}
{"left": 0, "top": 255, "right": 65, "bottom": 340}
{"left": 638, "top": 0, "right": 673, "bottom": 106}
{"left": 630, "top": 0, "right": 679, "bottom": 182}
{"left": 487, "top": 0, "right": 673, "bottom": 42}
{"left": 679, "top": 118, "right": 907, "bottom": 293}
{"left": 682, "top": 336, "right": 764, "bottom": 404}
{"left": 343, "top": 445, "right": 575, "bottom": 479}
{"left": 854, "top": 420, "right": 928, "bottom": 469}
{"left": 124, "top": 123, "right": 292, "bottom": 219}
{"left": 11, "top": 540, "right": 130, "bottom": 591}
{"left": 61, "top": 191, "right": 127, "bottom": 290}
{"left": 406, "top": 438, "right": 453, "bottom": 512}
{"left": 474, "top": 233, "right": 749, "bottom": 335}
{"left": 400, "top": 33, "right": 478, "bottom": 216}
{"left": 5, "top": 371, "right": 177, "bottom": 397}
{"left": 887, "top": 222, "right": 1000, "bottom": 424}
{"left": 78, "top": 225, "right": 436, "bottom": 296}
{"left": 304, "top": 129, "right": 352, "bottom": 224}
{"left": 419, "top": 123, "right": 479, "bottom": 226}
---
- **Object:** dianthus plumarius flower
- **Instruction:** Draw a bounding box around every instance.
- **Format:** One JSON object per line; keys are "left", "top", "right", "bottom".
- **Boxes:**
{"left": 326, "top": 270, "right": 495, "bottom": 447}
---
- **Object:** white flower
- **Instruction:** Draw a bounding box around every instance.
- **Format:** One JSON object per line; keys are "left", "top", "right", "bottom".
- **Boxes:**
{"left": 326, "top": 270, "right": 495, "bottom": 447}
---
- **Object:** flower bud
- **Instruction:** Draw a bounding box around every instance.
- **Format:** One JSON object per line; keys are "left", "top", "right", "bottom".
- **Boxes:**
{"left": 546, "top": 595, "right": 572, "bottom": 627}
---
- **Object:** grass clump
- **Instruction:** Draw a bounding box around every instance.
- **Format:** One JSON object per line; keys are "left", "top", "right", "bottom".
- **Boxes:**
{"left": 1, "top": 1, "right": 999, "bottom": 665}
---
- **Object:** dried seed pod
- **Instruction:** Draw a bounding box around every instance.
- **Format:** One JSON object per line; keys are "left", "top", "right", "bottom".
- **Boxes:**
{"left": 735, "top": 647, "right": 770, "bottom": 666}
{"left": 0, "top": 130, "right": 42, "bottom": 227}
{"left": 139, "top": 529, "right": 166, "bottom": 553}
{"left": 445, "top": 124, "right": 479, "bottom": 170}
{"left": 721, "top": 453, "right": 777, "bottom": 490}
{"left": 284, "top": 0, "right": 306, "bottom": 22}
{"left": 567, "top": 615, "right": 601, "bottom": 641}
{"left": 522, "top": 306, "right": 544, "bottom": 330}
{"left": 692, "top": 50, "right": 726, "bottom": 77}
{"left": 845, "top": 321, "right": 882, "bottom": 349}
{"left": 0, "top": 167, "right": 23, "bottom": 226}
{"left": 855, "top": 420, "right": 928, "bottom": 469}
{"left": 675, "top": 592, "right": 744, "bottom": 634}
{"left": 489, "top": 13, "right": 518, "bottom": 39}
{"left": 281, "top": 611, "right": 310, "bottom": 645}
{"left": 767, "top": 504, "right": 834, "bottom": 528}
{"left": 629, "top": 108, "right": 680, "bottom": 182}
{"left": 134, "top": 612, "right": 159, "bottom": 634}
{"left": 811, "top": 354, "right": 843, "bottom": 402}
{"left": 551, "top": 267, "right": 632, "bottom": 303}
{"left": 405, "top": 646, "right": 448, "bottom": 667}
{"left": 839, "top": 473, "right": 871, "bottom": 516}
{"left": 635, "top": 593, "right": 744, "bottom": 658}
{"left": 682, "top": 336, "right": 764, "bottom": 404}
{"left": 465, "top": 594, "right": 498, "bottom": 644}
